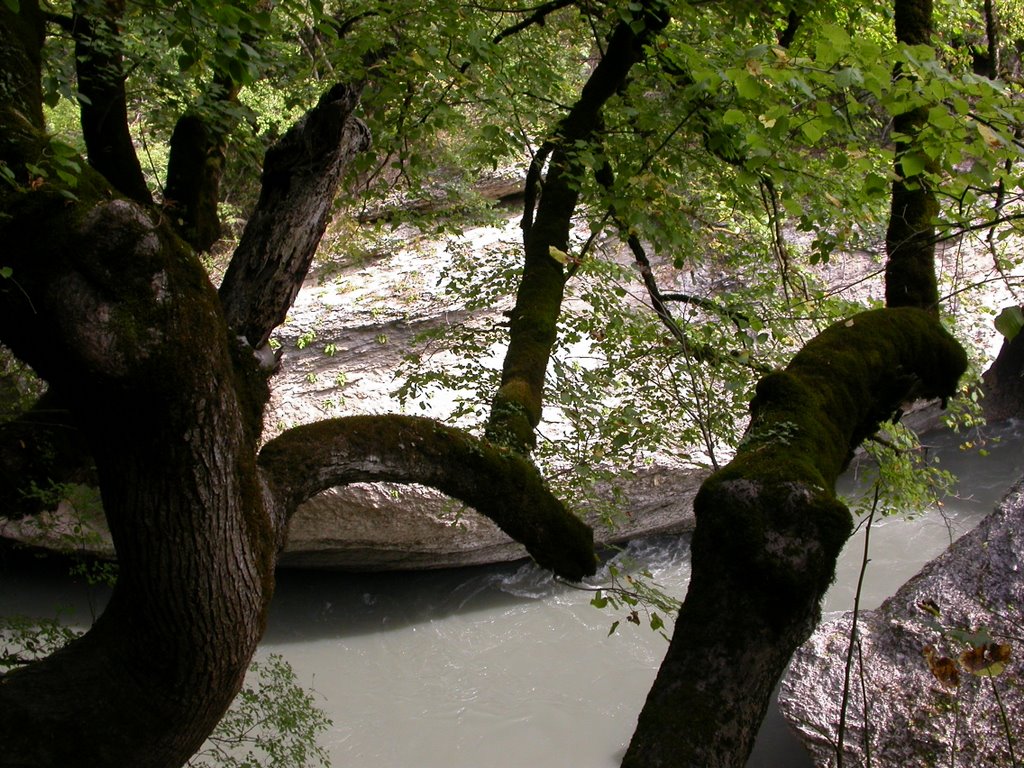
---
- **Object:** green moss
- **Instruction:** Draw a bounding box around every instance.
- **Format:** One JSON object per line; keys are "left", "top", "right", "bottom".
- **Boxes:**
{"left": 691, "top": 307, "right": 967, "bottom": 618}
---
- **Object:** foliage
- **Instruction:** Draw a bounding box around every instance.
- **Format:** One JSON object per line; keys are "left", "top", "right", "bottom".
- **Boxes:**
{"left": 189, "top": 655, "right": 332, "bottom": 768}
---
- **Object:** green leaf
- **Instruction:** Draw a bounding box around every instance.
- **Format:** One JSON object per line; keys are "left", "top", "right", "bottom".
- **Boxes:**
{"left": 0, "top": 267, "right": 12, "bottom": 279}
{"left": 899, "top": 151, "right": 928, "bottom": 178}
{"left": 2, "top": 0, "right": 19, "bottom": 11}
{"left": 994, "top": 306, "right": 1024, "bottom": 341}
{"left": 548, "top": 245, "right": 569, "bottom": 265}
{"left": 607, "top": 620, "right": 620, "bottom": 637}
{"left": 834, "top": 67, "right": 862, "bottom": 88}
{"left": 722, "top": 109, "right": 746, "bottom": 126}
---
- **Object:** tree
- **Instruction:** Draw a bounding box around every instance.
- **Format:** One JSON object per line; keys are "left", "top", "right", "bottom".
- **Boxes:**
{"left": 0, "top": 0, "right": 1020, "bottom": 766}
{"left": 0, "top": 3, "right": 595, "bottom": 766}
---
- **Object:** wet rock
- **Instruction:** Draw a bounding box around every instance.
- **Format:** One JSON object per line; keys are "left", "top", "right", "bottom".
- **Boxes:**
{"left": 779, "top": 477, "right": 1024, "bottom": 767}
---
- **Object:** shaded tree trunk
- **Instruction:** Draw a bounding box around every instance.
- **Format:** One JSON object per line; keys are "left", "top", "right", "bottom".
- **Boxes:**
{"left": 623, "top": 309, "right": 967, "bottom": 766}
{"left": 484, "top": 0, "right": 670, "bottom": 452}
{"left": 0, "top": 4, "right": 595, "bottom": 766}
{"left": 884, "top": 0, "right": 939, "bottom": 311}
{"left": 982, "top": 310, "right": 1024, "bottom": 421}
{"left": 625, "top": 1, "right": 953, "bottom": 763}
{"left": 71, "top": 0, "right": 152, "bottom": 205}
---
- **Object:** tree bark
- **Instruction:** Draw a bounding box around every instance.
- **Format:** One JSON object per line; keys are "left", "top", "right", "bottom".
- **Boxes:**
{"left": 72, "top": 0, "right": 153, "bottom": 205}
{"left": 982, "top": 309, "right": 1024, "bottom": 421}
{"left": 0, "top": 5, "right": 595, "bottom": 766}
{"left": 163, "top": 104, "right": 232, "bottom": 252}
{"left": 258, "top": 415, "right": 596, "bottom": 580}
{"left": 485, "top": 1, "right": 670, "bottom": 452}
{"left": 623, "top": 308, "right": 967, "bottom": 767}
{"left": 884, "top": 0, "right": 939, "bottom": 311}
{"left": 218, "top": 83, "right": 370, "bottom": 350}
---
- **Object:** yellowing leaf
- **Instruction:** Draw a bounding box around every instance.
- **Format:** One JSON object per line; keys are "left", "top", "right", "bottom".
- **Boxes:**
{"left": 976, "top": 122, "right": 1002, "bottom": 149}
{"left": 961, "top": 642, "right": 1011, "bottom": 677}
{"left": 548, "top": 245, "right": 569, "bottom": 265}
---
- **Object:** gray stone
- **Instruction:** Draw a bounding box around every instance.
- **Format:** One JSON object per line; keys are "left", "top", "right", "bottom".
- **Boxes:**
{"left": 279, "top": 464, "right": 707, "bottom": 570}
{"left": 779, "top": 477, "right": 1024, "bottom": 767}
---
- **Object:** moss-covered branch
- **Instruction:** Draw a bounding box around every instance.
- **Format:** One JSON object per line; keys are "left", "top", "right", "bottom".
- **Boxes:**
{"left": 623, "top": 307, "right": 967, "bottom": 767}
{"left": 258, "top": 414, "right": 596, "bottom": 581}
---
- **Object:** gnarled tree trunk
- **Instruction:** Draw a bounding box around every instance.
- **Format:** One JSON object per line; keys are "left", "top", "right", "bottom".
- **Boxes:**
{"left": 0, "top": 4, "right": 595, "bottom": 766}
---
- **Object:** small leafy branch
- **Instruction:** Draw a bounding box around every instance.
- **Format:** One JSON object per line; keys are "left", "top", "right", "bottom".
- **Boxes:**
{"left": 567, "top": 562, "right": 680, "bottom": 640}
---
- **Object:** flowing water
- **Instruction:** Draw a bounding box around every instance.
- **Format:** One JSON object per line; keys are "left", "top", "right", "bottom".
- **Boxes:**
{"left": 1, "top": 421, "right": 1022, "bottom": 767}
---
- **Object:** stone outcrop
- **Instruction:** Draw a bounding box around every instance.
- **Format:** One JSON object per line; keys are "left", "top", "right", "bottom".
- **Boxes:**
{"left": 779, "top": 477, "right": 1024, "bottom": 767}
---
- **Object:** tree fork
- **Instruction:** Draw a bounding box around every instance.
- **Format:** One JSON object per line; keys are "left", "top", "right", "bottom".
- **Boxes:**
{"left": 623, "top": 308, "right": 967, "bottom": 767}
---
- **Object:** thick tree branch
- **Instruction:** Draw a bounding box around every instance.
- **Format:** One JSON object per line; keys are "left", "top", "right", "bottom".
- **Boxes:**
{"left": 624, "top": 307, "right": 968, "bottom": 767}
{"left": 71, "top": 0, "right": 152, "bottom": 204}
{"left": 884, "top": 0, "right": 940, "bottom": 311}
{"left": 218, "top": 83, "right": 370, "bottom": 349}
{"left": 257, "top": 414, "right": 596, "bottom": 581}
{"left": 162, "top": 76, "right": 239, "bottom": 252}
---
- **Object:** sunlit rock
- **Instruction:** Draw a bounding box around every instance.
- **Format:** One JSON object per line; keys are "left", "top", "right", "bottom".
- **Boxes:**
{"left": 780, "top": 477, "right": 1024, "bottom": 766}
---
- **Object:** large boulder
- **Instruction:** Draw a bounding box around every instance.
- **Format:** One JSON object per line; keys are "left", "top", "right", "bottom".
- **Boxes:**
{"left": 779, "top": 476, "right": 1024, "bottom": 766}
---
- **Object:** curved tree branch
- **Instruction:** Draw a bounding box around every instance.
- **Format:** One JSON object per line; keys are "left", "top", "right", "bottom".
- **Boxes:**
{"left": 257, "top": 414, "right": 596, "bottom": 581}
{"left": 624, "top": 307, "right": 968, "bottom": 767}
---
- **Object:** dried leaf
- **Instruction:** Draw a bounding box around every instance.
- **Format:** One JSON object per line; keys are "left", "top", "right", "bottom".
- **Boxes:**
{"left": 924, "top": 645, "right": 961, "bottom": 688}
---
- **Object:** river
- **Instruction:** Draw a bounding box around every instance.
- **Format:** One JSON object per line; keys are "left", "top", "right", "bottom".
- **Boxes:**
{"left": 1, "top": 420, "right": 1021, "bottom": 767}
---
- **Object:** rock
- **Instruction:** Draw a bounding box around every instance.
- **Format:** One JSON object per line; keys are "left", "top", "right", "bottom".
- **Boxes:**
{"left": 279, "top": 464, "right": 707, "bottom": 570}
{"left": 982, "top": 313, "right": 1024, "bottom": 422}
{"left": 779, "top": 476, "right": 1024, "bottom": 767}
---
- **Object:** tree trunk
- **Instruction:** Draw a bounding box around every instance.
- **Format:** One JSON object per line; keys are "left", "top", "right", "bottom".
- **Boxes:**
{"left": 982, "top": 310, "right": 1024, "bottom": 421}
{"left": 623, "top": 308, "right": 967, "bottom": 766}
{"left": 72, "top": 0, "right": 153, "bottom": 205}
{"left": 884, "top": 0, "right": 939, "bottom": 311}
{"left": 0, "top": 183, "right": 272, "bottom": 766}
{"left": 0, "top": 8, "right": 597, "bottom": 763}
{"left": 485, "top": 1, "right": 670, "bottom": 452}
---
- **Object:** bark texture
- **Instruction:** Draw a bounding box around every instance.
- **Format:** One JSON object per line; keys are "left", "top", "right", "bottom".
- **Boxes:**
{"left": 72, "top": 0, "right": 152, "bottom": 205}
{"left": 0, "top": 5, "right": 595, "bottom": 766}
{"left": 258, "top": 415, "right": 596, "bottom": 580}
{"left": 623, "top": 308, "right": 968, "bottom": 767}
{"left": 219, "top": 83, "right": 371, "bottom": 350}
{"left": 485, "top": 0, "right": 670, "bottom": 452}
{"left": 163, "top": 110, "right": 230, "bottom": 252}
{"left": 982, "top": 310, "right": 1024, "bottom": 421}
{"left": 885, "top": 0, "right": 939, "bottom": 311}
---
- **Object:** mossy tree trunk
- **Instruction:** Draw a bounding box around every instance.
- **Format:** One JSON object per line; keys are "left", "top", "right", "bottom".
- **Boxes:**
{"left": 623, "top": 309, "right": 967, "bottom": 767}
{"left": 624, "top": 1, "right": 956, "bottom": 763}
{"left": 885, "top": 0, "right": 940, "bottom": 311}
{"left": 0, "top": 4, "right": 595, "bottom": 767}
{"left": 484, "top": 1, "right": 670, "bottom": 452}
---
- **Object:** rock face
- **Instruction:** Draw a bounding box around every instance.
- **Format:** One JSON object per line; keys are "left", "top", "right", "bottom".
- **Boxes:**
{"left": 779, "top": 477, "right": 1024, "bottom": 767}
{"left": 983, "top": 316, "right": 1024, "bottom": 423}
{"left": 280, "top": 465, "right": 706, "bottom": 570}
